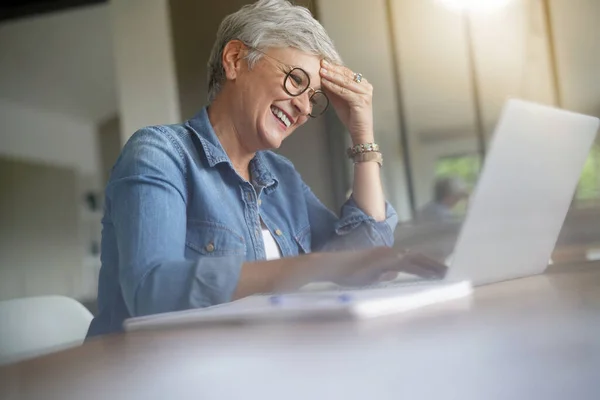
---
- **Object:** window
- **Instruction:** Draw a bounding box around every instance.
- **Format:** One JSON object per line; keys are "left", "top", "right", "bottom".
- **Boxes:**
{"left": 433, "top": 147, "right": 600, "bottom": 209}
{"left": 433, "top": 153, "right": 482, "bottom": 216}
{"left": 434, "top": 153, "right": 481, "bottom": 189}
{"left": 575, "top": 144, "right": 600, "bottom": 207}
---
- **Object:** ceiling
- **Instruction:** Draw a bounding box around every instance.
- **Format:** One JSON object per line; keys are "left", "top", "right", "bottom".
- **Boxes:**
{"left": 0, "top": 0, "right": 106, "bottom": 22}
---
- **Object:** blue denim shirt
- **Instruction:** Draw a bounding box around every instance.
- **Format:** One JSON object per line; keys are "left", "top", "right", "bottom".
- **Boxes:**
{"left": 87, "top": 108, "right": 398, "bottom": 337}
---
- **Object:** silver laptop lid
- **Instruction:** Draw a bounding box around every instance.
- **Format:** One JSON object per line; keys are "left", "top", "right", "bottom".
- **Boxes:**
{"left": 448, "top": 99, "right": 599, "bottom": 285}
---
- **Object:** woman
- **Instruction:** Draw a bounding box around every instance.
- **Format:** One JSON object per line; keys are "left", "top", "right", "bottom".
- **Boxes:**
{"left": 87, "top": 0, "right": 444, "bottom": 337}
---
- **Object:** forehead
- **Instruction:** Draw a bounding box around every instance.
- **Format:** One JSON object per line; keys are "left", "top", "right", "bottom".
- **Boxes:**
{"left": 265, "top": 47, "right": 322, "bottom": 87}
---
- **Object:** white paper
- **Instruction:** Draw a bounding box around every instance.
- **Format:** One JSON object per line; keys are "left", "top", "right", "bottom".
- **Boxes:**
{"left": 124, "top": 281, "right": 472, "bottom": 332}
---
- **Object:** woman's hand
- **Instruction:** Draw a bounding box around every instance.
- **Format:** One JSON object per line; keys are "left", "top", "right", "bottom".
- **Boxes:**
{"left": 234, "top": 247, "right": 448, "bottom": 299}
{"left": 320, "top": 60, "right": 374, "bottom": 144}
{"left": 284, "top": 247, "right": 448, "bottom": 288}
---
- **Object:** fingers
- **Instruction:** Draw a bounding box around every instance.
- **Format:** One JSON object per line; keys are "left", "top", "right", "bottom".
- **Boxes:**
{"left": 341, "top": 248, "right": 412, "bottom": 285}
{"left": 378, "top": 271, "right": 400, "bottom": 282}
{"left": 356, "top": 247, "right": 448, "bottom": 280}
{"left": 277, "top": 247, "right": 448, "bottom": 289}
{"left": 320, "top": 62, "right": 371, "bottom": 97}
{"left": 400, "top": 252, "right": 448, "bottom": 279}
{"left": 323, "top": 60, "right": 366, "bottom": 85}
{"left": 321, "top": 69, "right": 370, "bottom": 96}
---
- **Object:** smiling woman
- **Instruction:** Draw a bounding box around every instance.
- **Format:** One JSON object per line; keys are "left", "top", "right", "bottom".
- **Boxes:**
{"left": 86, "top": 0, "right": 446, "bottom": 337}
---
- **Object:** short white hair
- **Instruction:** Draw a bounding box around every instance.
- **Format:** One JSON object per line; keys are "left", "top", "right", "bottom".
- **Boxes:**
{"left": 207, "top": 0, "right": 343, "bottom": 102}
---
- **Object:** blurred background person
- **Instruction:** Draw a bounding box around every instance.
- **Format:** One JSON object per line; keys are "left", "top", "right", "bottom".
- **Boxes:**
{"left": 415, "top": 176, "right": 469, "bottom": 224}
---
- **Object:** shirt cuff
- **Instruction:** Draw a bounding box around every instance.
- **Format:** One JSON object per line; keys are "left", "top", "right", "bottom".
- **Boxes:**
{"left": 334, "top": 196, "right": 398, "bottom": 246}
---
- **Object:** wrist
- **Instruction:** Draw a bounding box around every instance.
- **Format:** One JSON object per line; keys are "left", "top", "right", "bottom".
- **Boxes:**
{"left": 351, "top": 136, "right": 375, "bottom": 146}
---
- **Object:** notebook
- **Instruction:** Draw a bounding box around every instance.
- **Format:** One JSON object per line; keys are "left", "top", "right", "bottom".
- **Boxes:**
{"left": 123, "top": 280, "right": 472, "bottom": 332}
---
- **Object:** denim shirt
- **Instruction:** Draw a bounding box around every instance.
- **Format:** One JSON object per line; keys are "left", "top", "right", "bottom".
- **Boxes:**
{"left": 87, "top": 108, "right": 398, "bottom": 337}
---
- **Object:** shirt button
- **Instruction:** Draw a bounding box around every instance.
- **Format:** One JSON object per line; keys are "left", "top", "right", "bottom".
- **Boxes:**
{"left": 275, "top": 229, "right": 283, "bottom": 236}
{"left": 258, "top": 199, "right": 262, "bottom": 206}
{"left": 205, "top": 243, "right": 215, "bottom": 252}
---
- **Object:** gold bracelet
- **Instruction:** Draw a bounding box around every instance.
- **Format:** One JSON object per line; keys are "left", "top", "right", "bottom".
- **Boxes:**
{"left": 352, "top": 151, "right": 383, "bottom": 167}
{"left": 346, "top": 142, "right": 380, "bottom": 158}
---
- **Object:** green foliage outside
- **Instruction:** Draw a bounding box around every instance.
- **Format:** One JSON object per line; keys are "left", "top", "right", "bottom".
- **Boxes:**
{"left": 434, "top": 154, "right": 481, "bottom": 190}
{"left": 576, "top": 145, "right": 600, "bottom": 204}
{"left": 434, "top": 145, "right": 600, "bottom": 208}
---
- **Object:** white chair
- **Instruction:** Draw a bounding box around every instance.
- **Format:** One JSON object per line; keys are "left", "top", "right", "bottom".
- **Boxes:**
{"left": 0, "top": 295, "right": 93, "bottom": 365}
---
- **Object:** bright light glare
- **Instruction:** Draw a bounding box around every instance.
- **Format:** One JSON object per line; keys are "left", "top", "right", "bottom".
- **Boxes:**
{"left": 437, "top": 0, "right": 513, "bottom": 14}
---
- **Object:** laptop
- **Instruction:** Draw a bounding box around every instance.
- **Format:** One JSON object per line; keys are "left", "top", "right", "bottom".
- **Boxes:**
{"left": 403, "top": 99, "right": 599, "bottom": 286}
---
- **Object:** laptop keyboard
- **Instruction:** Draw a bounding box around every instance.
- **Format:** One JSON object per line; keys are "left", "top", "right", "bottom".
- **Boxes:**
{"left": 338, "top": 278, "right": 445, "bottom": 291}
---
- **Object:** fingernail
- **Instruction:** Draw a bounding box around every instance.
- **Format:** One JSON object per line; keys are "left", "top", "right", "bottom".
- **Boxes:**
{"left": 322, "top": 60, "right": 330, "bottom": 66}
{"left": 320, "top": 68, "right": 328, "bottom": 75}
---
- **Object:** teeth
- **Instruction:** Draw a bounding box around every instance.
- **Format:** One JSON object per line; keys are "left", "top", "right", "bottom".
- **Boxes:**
{"left": 271, "top": 106, "right": 291, "bottom": 128}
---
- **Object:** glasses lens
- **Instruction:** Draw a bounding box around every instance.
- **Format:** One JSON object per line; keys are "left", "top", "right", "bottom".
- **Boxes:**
{"left": 284, "top": 68, "right": 310, "bottom": 96}
{"left": 309, "top": 91, "right": 329, "bottom": 117}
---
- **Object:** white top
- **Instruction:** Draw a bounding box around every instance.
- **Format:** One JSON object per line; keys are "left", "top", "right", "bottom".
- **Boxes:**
{"left": 254, "top": 184, "right": 281, "bottom": 261}
{"left": 261, "top": 221, "right": 281, "bottom": 260}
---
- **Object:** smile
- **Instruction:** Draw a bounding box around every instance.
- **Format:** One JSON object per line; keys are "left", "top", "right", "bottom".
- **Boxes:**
{"left": 271, "top": 106, "right": 292, "bottom": 128}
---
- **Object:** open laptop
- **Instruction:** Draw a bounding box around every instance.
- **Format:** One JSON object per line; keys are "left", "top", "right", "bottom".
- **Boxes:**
{"left": 403, "top": 99, "right": 599, "bottom": 286}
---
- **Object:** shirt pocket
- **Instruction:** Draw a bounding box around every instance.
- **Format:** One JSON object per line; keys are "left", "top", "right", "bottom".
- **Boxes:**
{"left": 293, "top": 225, "right": 311, "bottom": 254}
{"left": 185, "top": 221, "right": 246, "bottom": 256}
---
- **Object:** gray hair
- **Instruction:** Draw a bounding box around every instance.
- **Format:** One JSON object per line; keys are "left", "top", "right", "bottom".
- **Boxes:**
{"left": 207, "top": 0, "right": 342, "bottom": 102}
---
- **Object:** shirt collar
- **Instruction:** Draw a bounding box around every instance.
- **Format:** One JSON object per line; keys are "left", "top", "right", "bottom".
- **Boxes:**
{"left": 186, "top": 107, "right": 278, "bottom": 189}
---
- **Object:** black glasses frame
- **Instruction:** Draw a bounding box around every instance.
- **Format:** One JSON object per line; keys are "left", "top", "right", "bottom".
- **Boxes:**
{"left": 281, "top": 68, "right": 329, "bottom": 118}
{"left": 246, "top": 46, "right": 329, "bottom": 118}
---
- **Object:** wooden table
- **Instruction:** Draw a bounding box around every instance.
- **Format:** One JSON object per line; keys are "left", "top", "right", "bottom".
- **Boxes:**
{"left": 2, "top": 263, "right": 600, "bottom": 400}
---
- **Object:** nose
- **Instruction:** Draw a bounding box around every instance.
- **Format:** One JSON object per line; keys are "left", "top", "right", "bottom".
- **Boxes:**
{"left": 291, "top": 90, "right": 312, "bottom": 117}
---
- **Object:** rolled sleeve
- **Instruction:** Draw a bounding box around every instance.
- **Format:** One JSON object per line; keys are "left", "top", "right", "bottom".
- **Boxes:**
{"left": 318, "top": 196, "right": 398, "bottom": 250}
{"left": 302, "top": 177, "right": 398, "bottom": 251}
{"left": 335, "top": 196, "right": 398, "bottom": 242}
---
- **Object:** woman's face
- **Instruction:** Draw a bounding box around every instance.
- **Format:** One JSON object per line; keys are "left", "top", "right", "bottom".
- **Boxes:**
{"left": 230, "top": 46, "right": 322, "bottom": 150}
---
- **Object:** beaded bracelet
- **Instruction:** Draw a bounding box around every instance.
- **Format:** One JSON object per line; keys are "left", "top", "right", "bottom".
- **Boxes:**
{"left": 353, "top": 151, "right": 383, "bottom": 167}
{"left": 346, "top": 142, "right": 380, "bottom": 158}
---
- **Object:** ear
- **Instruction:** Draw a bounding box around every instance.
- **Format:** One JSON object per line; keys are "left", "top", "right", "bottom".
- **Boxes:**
{"left": 222, "top": 40, "right": 246, "bottom": 81}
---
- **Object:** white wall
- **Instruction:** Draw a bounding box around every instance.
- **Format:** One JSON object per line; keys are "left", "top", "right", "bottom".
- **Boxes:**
{"left": 0, "top": 4, "right": 116, "bottom": 123}
{"left": 0, "top": 6, "right": 113, "bottom": 303}
{"left": 110, "top": 0, "right": 181, "bottom": 141}
{"left": 0, "top": 98, "right": 99, "bottom": 175}
{"left": 0, "top": 159, "right": 83, "bottom": 301}
{"left": 0, "top": 98, "right": 102, "bottom": 301}
{"left": 550, "top": 0, "right": 600, "bottom": 116}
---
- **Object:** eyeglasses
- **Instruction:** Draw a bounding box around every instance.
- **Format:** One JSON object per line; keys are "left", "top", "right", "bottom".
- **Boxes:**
{"left": 247, "top": 47, "right": 329, "bottom": 118}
